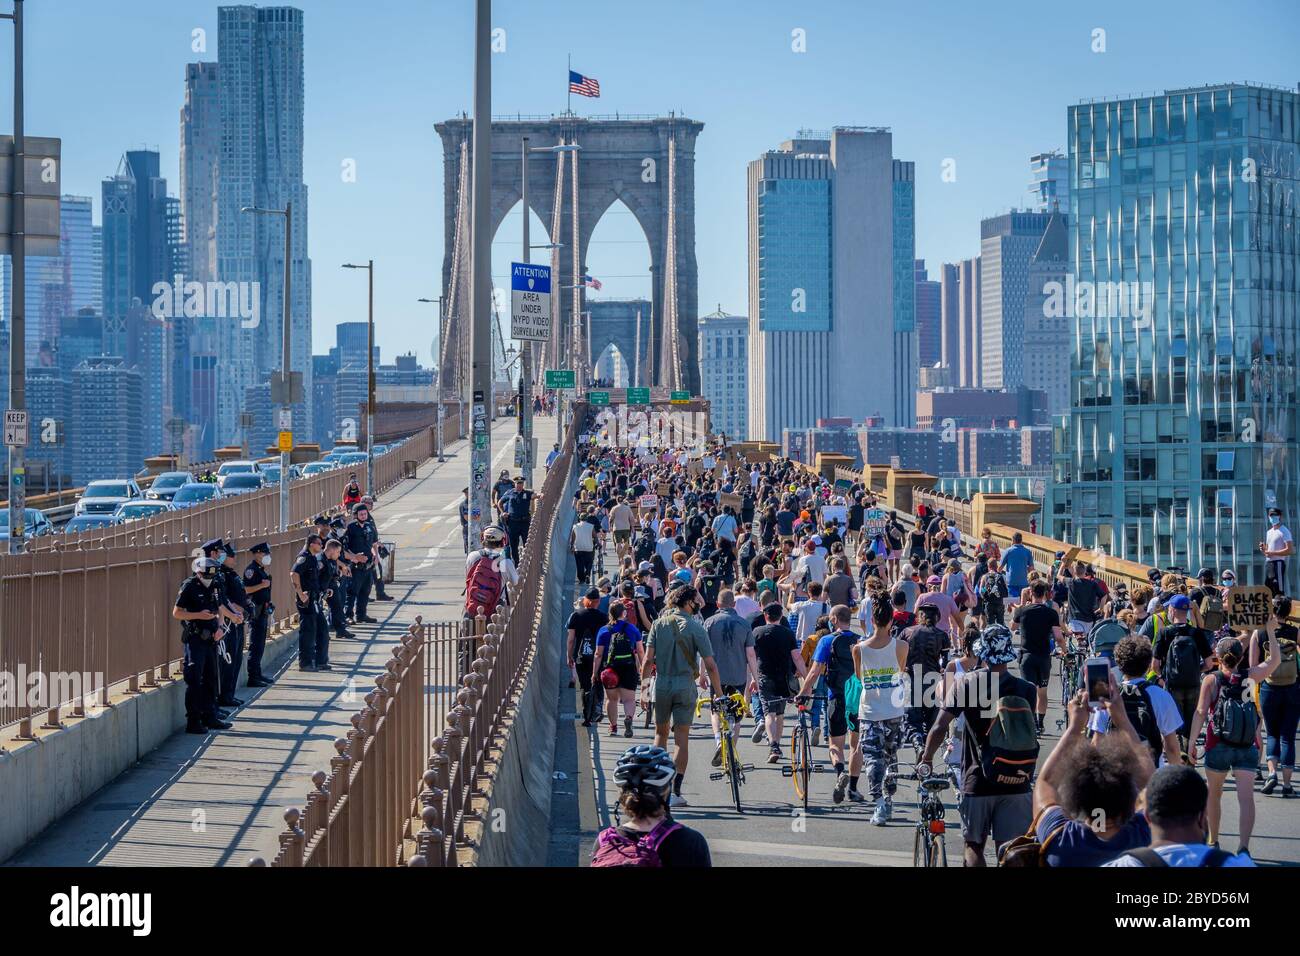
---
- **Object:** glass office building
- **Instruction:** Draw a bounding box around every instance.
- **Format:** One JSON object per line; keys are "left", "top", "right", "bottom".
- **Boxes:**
{"left": 1055, "top": 83, "right": 1299, "bottom": 581}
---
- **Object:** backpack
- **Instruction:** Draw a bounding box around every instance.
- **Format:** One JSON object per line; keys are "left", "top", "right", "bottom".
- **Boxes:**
{"left": 1089, "top": 618, "right": 1129, "bottom": 655}
{"left": 1198, "top": 592, "right": 1226, "bottom": 633}
{"left": 604, "top": 621, "right": 637, "bottom": 665}
{"left": 1267, "top": 633, "right": 1299, "bottom": 687}
{"left": 980, "top": 572, "right": 1007, "bottom": 603}
{"left": 1123, "top": 846, "right": 1231, "bottom": 868}
{"left": 976, "top": 689, "right": 1040, "bottom": 788}
{"left": 634, "top": 530, "right": 656, "bottom": 563}
{"left": 1162, "top": 627, "right": 1204, "bottom": 690}
{"left": 1211, "top": 675, "right": 1259, "bottom": 747}
{"left": 998, "top": 809, "right": 1069, "bottom": 867}
{"left": 823, "top": 630, "right": 857, "bottom": 689}
{"left": 1120, "top": 680, "right": 1164, "bottom": 765}
{"left": 590, "top": 818, "right": 682, "bottom": 867}
{"left": 464, "top": 553, "right": 505, "bottom": 616}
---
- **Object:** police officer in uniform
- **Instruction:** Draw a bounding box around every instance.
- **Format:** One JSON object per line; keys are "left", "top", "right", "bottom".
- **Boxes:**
{"left": 243, "top": 542, "right": 275, "bottom": 687}
{"left": 292, "top": 533, "right": 331, "bottom": 671}
{"left": 200, "top": 537, "right": 245, "bottom": 715}
{"left": 360, "top": 495, "right": 392, "bottom": 601}
{"left": 343, "top": 502, "right": 378, "bottom": 624}
{"left": 321, "top": 537, "right": 354, "bottom": 639}
{"left": 173, "top": 556, "right": 231, "bottom": 733}
{"left": 217, "top": 541, "right": 251, "bottom": 708}
{"left": 498, "top": 476, "right": 534, "bottom": 563}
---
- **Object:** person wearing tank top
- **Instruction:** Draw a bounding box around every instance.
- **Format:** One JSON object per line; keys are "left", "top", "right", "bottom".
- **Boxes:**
{"left": 855, "top": 615, "right": 910, "bottom": 824}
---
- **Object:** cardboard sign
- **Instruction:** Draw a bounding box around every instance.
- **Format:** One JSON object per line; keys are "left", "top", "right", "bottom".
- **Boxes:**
{"left": 656, "top": 482, "right": 671, "bottom": 497}
{"left": 638, "top": 494, "right": 659, "bottom": 511}
{"left": 1226, "top": 586, "right": 1272, "bottom": 631}
{"left": 864, "top": 507, "right": 888, "bottom": 537}
{"left": 821, "top": 505, "right": 847, "bottom": 531}
{"left": 719, "top": 492, "right": 742, "bottom": 513}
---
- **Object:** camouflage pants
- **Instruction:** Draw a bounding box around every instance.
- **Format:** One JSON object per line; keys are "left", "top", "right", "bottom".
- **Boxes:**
{"left": 861, "top": 716, "right": 906, "bottom": 801}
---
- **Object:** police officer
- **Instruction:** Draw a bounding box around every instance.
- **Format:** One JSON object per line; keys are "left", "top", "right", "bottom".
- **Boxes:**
{"left": 216, "top": 541, "right": 251, "bottom": 708}
{"left": 292, "top": 533, "right": 331, "bottom": 671}
{"left": 200, "top": 537, "right": 245, "bottom": 714}
{"left": 243, "top": 542, "right": 275, "bottom": 687}
{"left": 343, "top": 502, "right": 378, "bottom": 623}
{"left": 358, "top": 495, "right": 391, "bottom": 601}
{"left": 321, "top": 537, "right": 355, "bottom": 639}
{"left": 173, "top": 556, "right": 231, "bottom": 733}
{"left": 498, "top": 476, "right": 534, "bottom": 563}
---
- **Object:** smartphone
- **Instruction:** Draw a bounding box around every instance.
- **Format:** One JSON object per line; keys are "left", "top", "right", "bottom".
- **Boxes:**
{"left": 1085, "top": 657, "right": 1111, "bottom": 710}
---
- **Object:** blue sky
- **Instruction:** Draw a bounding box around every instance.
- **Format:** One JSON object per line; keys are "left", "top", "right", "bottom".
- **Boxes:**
{"left": 15, "top": 0, "right": 1299, "bottom": 361}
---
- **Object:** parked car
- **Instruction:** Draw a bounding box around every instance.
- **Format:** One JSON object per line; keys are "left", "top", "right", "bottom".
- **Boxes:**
{"left": 219, "top": 473, "right": 264, "bottom": 496}
{"left": 145, "top": 471, "right": 196, "bottom": 501}
{"left": 301, "top": 461, "right": 334, "bottom": 476}
{"left": 63, "top": 514, "right": 118, "bottom": 534}
{"left": 114, "top": 501, "right": 175, "bottom": 523}
{"left": 75, "top": 479, "right": 143, "bottom": 516}
{"left": 172, "top": 482, "right": 224, "bottom": 508}
{"left": 215, "top": 460, "right": 263, "bottom": 489}
{"left": 0, "top": 507, "right": 54, "bottom": 540}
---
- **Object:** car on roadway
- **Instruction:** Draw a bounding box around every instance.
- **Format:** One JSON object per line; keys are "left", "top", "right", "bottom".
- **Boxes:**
{"left": 171, "top": 482, "right": 224, "bottom": 509}
{"left": 219, "top": 472, "right": 264, "bottom": 496}
{"left": 215, "top": 460, "right": 263, "bottom": 489}
{"left": 371, "top": 443, "right": 389, "bottom": 456}
{"left": 301, "top": 461, "right": 334, "bottom": 477}
{"left": 75, "top": 478, "right": 143, "bottom": 516}
{"left": 63, "top": 514, "right": 118, "bottom": 534}
{"left": 260, "top": 463, "right": 302, "bottom": 484}
{"left": 0, "top": 507, "right": 54, "bottom": 540}
{"left": 145, "top": 471, "right": 196, "bottom": 501}
{"left": 335, "top": 451, "right": 370, "bottom": 468}
{"left": 113, "top": 501, "right": 176, "bottom": 523}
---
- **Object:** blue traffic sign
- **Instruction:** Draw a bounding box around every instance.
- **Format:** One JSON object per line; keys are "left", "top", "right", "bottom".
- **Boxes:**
{"left": 511, "top": 261, "right": 551, "bottom": 294}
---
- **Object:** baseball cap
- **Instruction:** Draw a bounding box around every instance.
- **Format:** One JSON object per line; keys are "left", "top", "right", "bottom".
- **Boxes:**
{"left": 1164, "top": 593, "right": 1191, "bottom": 610}
{"left": 926, "top": 574, "right": 942, "bottom": 586}
{"left": 638, "top": 560, "right": 653, "bottom": 572}
{"left": 1196, "top": 567, "right": 1215, "bottom": 582}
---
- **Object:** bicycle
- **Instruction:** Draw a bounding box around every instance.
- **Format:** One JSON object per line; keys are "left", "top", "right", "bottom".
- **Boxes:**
{"left": 912, "top": 773, "right": 951, "bottom": 867}
{"left": 1056, "top": 640, "right": 1087, "bottom": 730}
{"left": 777, "top": 695, "right": 828, "bottom": 811}
{"left": 694, "top": 692, "right": 754, "bottom": 813}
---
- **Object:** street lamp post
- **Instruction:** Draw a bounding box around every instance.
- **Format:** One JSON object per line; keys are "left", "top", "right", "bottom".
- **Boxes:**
{"left": 2, "top": 0, "right": 25, "bottom": 553}
{"left": 418, "top": 296, "right": 447, "bottom": 462}
{"left": 343, "top": 261, "right": 375, "bottom": 496}
{"left": 466, "top": 0, "right": 492, "bottom": 546}
{"left": 240, "top": 201, "right": 292, "bottom": 532}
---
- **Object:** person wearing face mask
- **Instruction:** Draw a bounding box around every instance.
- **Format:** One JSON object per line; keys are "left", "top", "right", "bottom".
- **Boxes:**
{"left": 242, "top": 542, "right": 275, "bottom": 687}
{"left": 173, "top": 556, "right": 230, "bottom": 734}
{"left": 1261, "top": 508, "right": 1293, "bottom": 595}
{"left": 216, "top": 541, "right": 252, "bottom": 709}
{"left": 293, "top": 533, "right": 331, "bottom": 672}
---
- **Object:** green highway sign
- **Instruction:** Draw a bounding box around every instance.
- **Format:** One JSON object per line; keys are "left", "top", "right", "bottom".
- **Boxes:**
{"left": 544, "top": 369, "right": 576, "bottom": 390}
{"left": 670, "top": 390, "right": 691, "bottom": 404}
{"left": 626, "top": 387, "right": 650, "bottom": 405}
{"left": 589, "top": 391, "right": 610, "bottom": 406}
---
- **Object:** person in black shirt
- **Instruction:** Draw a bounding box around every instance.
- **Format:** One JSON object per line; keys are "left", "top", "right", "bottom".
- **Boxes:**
{"left": 753, "top": 604, "right": 804, "bottom": 761}
{"left": 242, "top": 542, "right": 274, "bottom": 687}
{"left": 901, "top": 603, "right": 951, "bottom": 749}
{"left": 919, "top": 624, "right": 1039, "bottom": 866}
{"left": 173, "top": 557, "right": 229, "bottom": 733}
{"left": 567, "top": 589, "right": 608, "bottom": 726}
{"left": 1011, "top": 580, "right": 1065, "bottom": 733}
{"left": 592, "top": 746, "right": 711, "bottom": 867}
{"left": 1066, "top": 564, "right": 1108, "bottom": 630}
{"left": 292, "top": 534, "right": 330, "bottom": 672}
{"left": 343, "top": 503, "right": 378, "bottom": 624}
{"left": 216, "top": 542, "right": 251, "bottom": 709}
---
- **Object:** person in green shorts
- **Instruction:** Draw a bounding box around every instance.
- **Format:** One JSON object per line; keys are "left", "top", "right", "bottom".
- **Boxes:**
{"left": 641, "top": 584, "right": 724, "bottom": 807}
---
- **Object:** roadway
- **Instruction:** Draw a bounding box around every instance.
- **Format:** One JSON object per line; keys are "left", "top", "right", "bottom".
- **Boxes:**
{"left": 562, "top": 543, "right": 1300, "bottom": 867}
{"left": 4, "top": 413, "right": 555, "bottom": 867}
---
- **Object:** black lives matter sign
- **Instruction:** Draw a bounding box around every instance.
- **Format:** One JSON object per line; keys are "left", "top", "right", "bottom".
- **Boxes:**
{"left": 1226, "top": 586, "right": 1272, "bottom": 631}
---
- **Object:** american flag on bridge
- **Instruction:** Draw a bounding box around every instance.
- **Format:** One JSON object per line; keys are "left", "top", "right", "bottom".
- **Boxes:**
{"left": 568, "top": 70, "right": 600, "bottom": 98}
{"left": 581, "top": 274, "right": 602, "bottom": 290}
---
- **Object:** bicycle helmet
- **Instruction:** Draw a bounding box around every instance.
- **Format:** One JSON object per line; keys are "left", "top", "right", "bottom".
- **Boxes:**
{"left": 613, "top": 745, "right": 676, "bottom": 790}
{"left": 975, "top": 624, "right": 1017, "bottom": 665}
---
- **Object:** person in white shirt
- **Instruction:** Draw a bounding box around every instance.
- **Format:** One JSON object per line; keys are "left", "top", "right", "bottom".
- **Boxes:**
{"left": 790, "top": 581, "right": 830, "bottom": 642}
{"left": 734, "top": 584, "right": 761, "bottom": 622}
{"left": 792, "top": 540, "right": 826, "bottom": 589}
{"left": 711, "top": 507, "right": 739, "bottom": 544}
{"left": 1262, "top": 508, "right": 1294, "bottom": 594}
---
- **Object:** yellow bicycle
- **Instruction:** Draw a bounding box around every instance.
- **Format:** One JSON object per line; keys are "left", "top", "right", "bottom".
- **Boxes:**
{"left": 695, "top": 692, "right": 753, "bottom": 813}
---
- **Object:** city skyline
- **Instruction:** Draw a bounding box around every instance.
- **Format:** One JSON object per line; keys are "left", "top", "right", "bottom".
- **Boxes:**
{"left": 15, "top": 0, "right": 1296, "bottom": 361}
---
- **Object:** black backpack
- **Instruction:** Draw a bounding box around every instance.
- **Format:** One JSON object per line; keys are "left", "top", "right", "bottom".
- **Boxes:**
{"left": 1124, "top": 847, "right": 1231, "bottom": 867}
{"left": 1120, "top": 680, "right": 1164, "bottom": 765}
{"left": 823, "top": 629, "right": 856, "bottom": 688}
{"left": 634, "top": 530, "right": 655, "bottom": 563}
{"left": 1163, "top": 627, "right": 1205, "bottom": 690}
{"left": 1211, "top": 675, "right": 1259, "bottom": 747}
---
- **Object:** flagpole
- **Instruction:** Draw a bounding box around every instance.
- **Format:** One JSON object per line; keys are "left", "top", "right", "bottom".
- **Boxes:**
{"left": 567, "top": 53, "right": 571, "bottom": 115}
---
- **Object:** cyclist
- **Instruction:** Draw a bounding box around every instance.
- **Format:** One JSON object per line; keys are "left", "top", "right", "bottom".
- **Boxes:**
{"left": 752, "top": 602, "right": 806, "bottom": 761}
{"left": 704, "top": 590, "right": 759, "bottom": 767}
{"left": 797, "top": 603, "right": 859, "bottom": 804}
{"left": 591, "top": 745, "right": 712, "bottom": 867}
{"left": 918, "top": 625, "right": 1039, "bottom": 866}
{"left": 854, "top": 600, "right": 908, "bottom": 823}
{"left": 640, "top": 585, "right": 723, "bottom": 807}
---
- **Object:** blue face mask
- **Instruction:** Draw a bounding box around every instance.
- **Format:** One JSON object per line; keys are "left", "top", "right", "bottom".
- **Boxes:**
{"left": 1271, "top": 516, "right": 1281, "bottom": 527}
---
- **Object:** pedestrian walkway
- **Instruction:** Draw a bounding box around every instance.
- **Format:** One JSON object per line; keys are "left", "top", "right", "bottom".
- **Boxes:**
{"left": 5, "top": 414, "right": 556, "bottom": 867}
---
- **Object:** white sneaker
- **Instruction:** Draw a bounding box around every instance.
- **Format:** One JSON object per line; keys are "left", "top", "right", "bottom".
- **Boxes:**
{"left": 871, "top": 797, "right": 892, "bottom": 826}
{"left": 669, "top": 793, "right": 689, "bottom": 808}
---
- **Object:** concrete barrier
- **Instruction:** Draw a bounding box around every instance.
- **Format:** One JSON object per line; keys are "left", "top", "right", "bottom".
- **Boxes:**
{"left": 475, "top": 459, "right": 577, "bottom": 867}
{"left": 0, "top": 618, "right": 300, "bottom": 863}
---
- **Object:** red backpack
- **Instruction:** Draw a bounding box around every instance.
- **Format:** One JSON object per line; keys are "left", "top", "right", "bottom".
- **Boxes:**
{"left": 464, "top": 553, "right": 505, "bottom": 616}
{"left": 590, "top": 819, "right": 681, "bottom": 867}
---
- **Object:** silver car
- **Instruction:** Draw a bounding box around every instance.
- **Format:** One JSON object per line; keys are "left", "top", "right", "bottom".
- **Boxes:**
{"left": 75, "top": 479, "right": 143, "bottom": 516}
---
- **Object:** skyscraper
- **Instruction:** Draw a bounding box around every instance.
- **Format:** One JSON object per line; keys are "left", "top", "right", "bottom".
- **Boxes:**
{"left": 71, "top": 357, "right": 143, "bottom": 485}
{"left": 748, "top": 128, "right": 910, "bottom": 442}
{"left": 180, "top": 61, "right": 220, "bottom": 284}
{"left": 1054, "top": 83, "right": 1299, "bottom": 581}
{"left": 697, "top": 307, "right": 748, "bottom": 440}
{"left": 893, "top": 160, "right": 917, "bottom": 426}
{"left": 215, "top": 4, "right": 312, "bottom": 446}
{"left": 1022, "top": 211, "right": 1070, "bottom": 415}
{"left": 915, "top": 259, "right": 941, "bottom": 369}
{"left": 1028, "top": 151, "right": 1069, "bottom": 212}
{"left": 980, "top": 211, "right": 1051, "bottom": 389}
